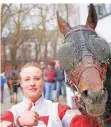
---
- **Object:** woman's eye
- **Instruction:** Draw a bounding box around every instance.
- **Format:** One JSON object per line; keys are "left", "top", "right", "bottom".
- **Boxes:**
{"left": 34, "top": 77, "right": 39, "bottom": 80}
{"left": 25, "top": 79, "right": 29, "bottom": 81}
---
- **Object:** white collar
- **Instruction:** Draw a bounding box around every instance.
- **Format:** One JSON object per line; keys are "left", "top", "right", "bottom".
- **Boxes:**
{"left": 23, "top": 96, "right": 44, "bottom": 106}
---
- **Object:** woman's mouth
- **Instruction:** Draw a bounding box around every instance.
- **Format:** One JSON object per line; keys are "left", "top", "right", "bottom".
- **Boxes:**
{"left": 29, "top": 88, "right": 37, "bottom": 92}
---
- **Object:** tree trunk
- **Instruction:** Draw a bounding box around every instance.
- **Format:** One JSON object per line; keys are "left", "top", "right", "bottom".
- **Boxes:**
{"left": 44, "top": 42, "right": 48, "bottom": 63}
{"left": 1, "top": 41, "right": 6, "bottom": 72}
{"left": 53, "top": 41, "right": 57, "bottom": 59}
{"left": 53, "top": 32, "right": 59, "bottom": 59}
{"left": 11, "top": 46, "right": 17, "bottom": 66}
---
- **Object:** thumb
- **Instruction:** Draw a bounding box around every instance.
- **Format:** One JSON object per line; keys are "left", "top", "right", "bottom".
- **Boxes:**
{"left": 26, "top": 101, "right": 32, "bottom": 111}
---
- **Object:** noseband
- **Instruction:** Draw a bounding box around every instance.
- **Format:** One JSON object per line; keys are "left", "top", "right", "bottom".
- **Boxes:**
{"left": 66, "top": 56, "right": 108, "bottom": 91}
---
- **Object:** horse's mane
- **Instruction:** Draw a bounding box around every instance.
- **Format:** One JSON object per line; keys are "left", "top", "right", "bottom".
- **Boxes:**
{"left": 104, "top": 62, "right": 111, "bottom": 125}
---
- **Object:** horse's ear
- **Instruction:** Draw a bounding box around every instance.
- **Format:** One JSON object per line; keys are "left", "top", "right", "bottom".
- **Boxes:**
{"left": 86, "top": 4, "right": 98, "bottom": 30}
{"left": 57, "top": 11, "right": 70, "bottom": 36}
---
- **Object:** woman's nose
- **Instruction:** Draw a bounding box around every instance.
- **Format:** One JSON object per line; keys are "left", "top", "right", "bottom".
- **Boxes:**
{"left": 30, "top": 80, "right": 35, "bottom": 86}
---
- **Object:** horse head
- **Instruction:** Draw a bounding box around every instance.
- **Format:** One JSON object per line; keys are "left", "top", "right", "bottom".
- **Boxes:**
{"left": 57, "top": 4, "right": 110, "bottom": 117}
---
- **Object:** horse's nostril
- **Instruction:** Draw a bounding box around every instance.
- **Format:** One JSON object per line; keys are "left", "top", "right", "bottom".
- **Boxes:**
{"left": 102, "top": 87, "right": 106, "bottom": 95}
{"left": 102, "top": 89, "right": 105, "bottom": 95}
{"left": 82, "top": 90, "right": 88, "bottom": 97}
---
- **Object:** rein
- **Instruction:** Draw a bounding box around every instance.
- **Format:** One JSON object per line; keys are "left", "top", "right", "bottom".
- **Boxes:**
{"left": 99, "top": 116, "right": 111, "bottom": 123}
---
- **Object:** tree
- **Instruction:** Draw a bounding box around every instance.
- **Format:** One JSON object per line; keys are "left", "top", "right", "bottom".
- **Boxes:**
{"left": 2, "top": 4, "right": 76, "bottom": 65}
{"left": 4, "top": 4, "right": 37, "bottom": 65}
{"left": 1, "top": 4, "right": 12, "bottom": 36}
{"left": 1, "top": 4, "right": 12, "bottom": 71}
{"left": 31, "top": 4, "right": 58, "bottom": 62}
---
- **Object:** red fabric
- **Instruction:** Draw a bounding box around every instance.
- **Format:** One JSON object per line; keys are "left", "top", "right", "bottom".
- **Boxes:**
{"left": 0, "top": 111, "right": 14, "bottom": 127}
{"left": 39, "top": 116, "right": 49, "bottom": 126}
{"left": 70, "top": 115, "right": 100, "bottom": 127}
{"left": 58, "top": 103, "right": 71, "bottom": 120}
{"left": 0, "top": 111, "right": 14, "bottom": 122}
{"left": 45, "top": 69, "right": 56, "bottom": 82}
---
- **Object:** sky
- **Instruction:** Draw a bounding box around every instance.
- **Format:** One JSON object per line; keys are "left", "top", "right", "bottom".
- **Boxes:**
{"left": 1, "top": 1, "right": 111, "bottom": 43}
{"left": 1, "top": 4, "right": 60, "bottom": 37}
{"left": 0, "top": 0, "right": 111, "bottom": 4}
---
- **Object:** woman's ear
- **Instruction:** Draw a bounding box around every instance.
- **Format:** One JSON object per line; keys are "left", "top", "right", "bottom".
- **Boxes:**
{"left": 86, "top": 4, "right": 98, "bottom": 30}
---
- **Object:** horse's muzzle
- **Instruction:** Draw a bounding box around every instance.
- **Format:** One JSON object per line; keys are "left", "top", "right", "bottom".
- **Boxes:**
{"left": 81, "top": 87, "right": 108, "bottom": 117}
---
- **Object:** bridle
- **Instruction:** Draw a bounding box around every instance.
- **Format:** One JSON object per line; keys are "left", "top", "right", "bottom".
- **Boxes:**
{"left": 66, "top": 56, "right": 108, "bottom": 93}
{"left": 65, "top": 57, "right": 110, "bottom": 126}
{"left": 64, "top": 27, "right": 111, "bottom": 125}
{"left": 65, "top": 26, "right": 95, "bottom": 38}
{"left": 64, "top": 26, "right": 108, "bottom": 93}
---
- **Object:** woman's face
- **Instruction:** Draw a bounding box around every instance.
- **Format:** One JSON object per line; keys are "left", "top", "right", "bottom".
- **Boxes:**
{"left": 20, "top": 66, "right": 44, "bottom": 101}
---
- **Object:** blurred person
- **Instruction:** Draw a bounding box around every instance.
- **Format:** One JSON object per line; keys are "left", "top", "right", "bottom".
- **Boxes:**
{"left": 0, "top": 71, "right": 7, "bottom": 103}
{"left": 17, "top": 64, "right": 22, "bottom": 73}
{"left": 11, "top": 71, "right": 19, "bottom": 103}
{"left": 40, "top": 61, "right": 46, "bottom": 96}
{"left": 55, "top": 64, "right": 66, "bottom": 102}
{"left": 40, "top": 62, "right": 46, "bottom": 71}
{"left": 6, "top": 67, "right": 14, "bottom": 103}
{"left": 44, "top": 63, "right": 56, "bottom": 101}
{"left": 6, "top": 65, "right": 20, "bottom": 103}
{"left": 0, "top": 62, "right": 100, "bottom": 127}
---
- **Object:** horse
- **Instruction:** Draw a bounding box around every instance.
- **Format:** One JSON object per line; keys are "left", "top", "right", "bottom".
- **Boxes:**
{"left": 6, "top": 65, "right": 20, "bottom": 103}
{"left": 57, "top": 4, "right": 111, "bottom": 127}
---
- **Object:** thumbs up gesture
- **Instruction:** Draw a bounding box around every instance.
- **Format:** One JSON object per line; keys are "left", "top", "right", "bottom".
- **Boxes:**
{"left": 18, "top": 102, "right": 39, "bottom": 126}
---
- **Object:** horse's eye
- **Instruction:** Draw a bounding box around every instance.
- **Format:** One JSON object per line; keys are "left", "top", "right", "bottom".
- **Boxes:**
{"left": 82, "top": 90, "right": 88, "bottom": 97}
{"left": 101, "top": 62, "right": 105, "bottom": 67}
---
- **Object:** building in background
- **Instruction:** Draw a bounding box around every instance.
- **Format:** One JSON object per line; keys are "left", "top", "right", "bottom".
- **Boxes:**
{"left": 79, "top": 3, "right": 111, "bottom": 44}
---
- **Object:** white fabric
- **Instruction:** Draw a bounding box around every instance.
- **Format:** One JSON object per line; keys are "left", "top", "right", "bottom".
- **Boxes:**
{"left": 9, "top": 96, "right": 78, "bottom": 127}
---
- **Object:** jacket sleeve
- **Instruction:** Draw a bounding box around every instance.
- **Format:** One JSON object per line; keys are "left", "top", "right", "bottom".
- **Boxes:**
{"left": 0, "top": 110, "right": 21, "bottom": 127}
{"left": 0, "top": 110, "right": 14, "bottom": 127}
{"left": 58, "top": 103, "right": 81, "bottom": 127}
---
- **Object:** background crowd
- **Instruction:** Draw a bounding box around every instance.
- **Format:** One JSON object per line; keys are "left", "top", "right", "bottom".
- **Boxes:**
{"left": 0, "top": 60, "right": 67, "bottom": 105}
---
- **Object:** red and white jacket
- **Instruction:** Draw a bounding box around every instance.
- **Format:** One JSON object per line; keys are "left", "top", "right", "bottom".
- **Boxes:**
{"left": 0, "top": 96, "right": 80, "bottom": 127}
